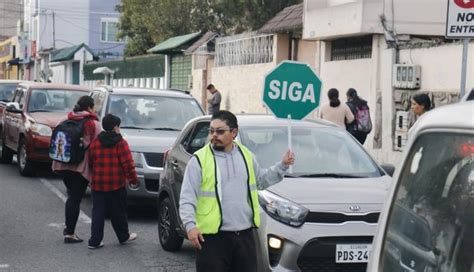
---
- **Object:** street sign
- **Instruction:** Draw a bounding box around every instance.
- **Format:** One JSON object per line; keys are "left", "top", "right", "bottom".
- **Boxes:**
{"left": 446, "top": 0, "right": 474, "bottom": 38}
{"left": 263, "top": 61, "right": 322, "bottom": 120}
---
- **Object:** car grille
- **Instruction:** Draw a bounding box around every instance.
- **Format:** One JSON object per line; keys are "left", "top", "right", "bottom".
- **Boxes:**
{"left": 297, "top": 236, "right": 373, "bottom": 272}
{"left": 143, "top": 153, "right": 164, "bottom": 167}
{"left": 305, "top": 212, "right": 379, "bottom": 224}
{"left": 144, "top": 178, "right": 159, "bottom": 192}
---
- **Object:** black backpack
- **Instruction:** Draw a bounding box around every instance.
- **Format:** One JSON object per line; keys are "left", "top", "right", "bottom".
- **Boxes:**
{"left": 49, "top": 118, "right": 89, "bottom": 164}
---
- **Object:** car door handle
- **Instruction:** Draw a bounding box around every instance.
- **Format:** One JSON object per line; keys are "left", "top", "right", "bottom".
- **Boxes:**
{"left": 170, "top": 160, "right": 178, "bottom": 167}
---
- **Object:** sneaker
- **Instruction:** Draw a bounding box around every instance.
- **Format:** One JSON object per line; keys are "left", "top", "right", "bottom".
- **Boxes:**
{"left": 121, "top": 233, "right": 137, "bottom": 244}
{"left": 64, "top": 234, "right": 83, "bottom": 244}
{"left": 88, "top": 241, "right": 104, "bottom": 249}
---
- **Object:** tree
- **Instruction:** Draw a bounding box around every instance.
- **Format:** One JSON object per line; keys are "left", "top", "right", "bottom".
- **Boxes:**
{"left": 118, "top": 0, "right": 302, "bottom": 56}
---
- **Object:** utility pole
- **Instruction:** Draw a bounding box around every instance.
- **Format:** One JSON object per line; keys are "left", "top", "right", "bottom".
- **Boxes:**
{"left": 52, "top": 11, "right": 56, "bottom": 49}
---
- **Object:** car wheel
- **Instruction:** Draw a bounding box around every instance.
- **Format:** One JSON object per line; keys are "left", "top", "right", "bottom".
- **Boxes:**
{"left": 0, "top": 132, "right": 13, "bottom": 164}
{"left": 158, "top": 197, "right": 183, "bottom": 252}
{"left": 18, "top": 139, "right": 35, "bottom": 176}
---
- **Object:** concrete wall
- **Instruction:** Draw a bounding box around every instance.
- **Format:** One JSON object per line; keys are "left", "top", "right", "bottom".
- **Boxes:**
{"left": 398, "top": 43, "right": 474, "bottom": 92}
{"left": 304, "top": 0, "right": 447, "bottom": 40}
{"left": 210, "top": 63, "right": 275, "bottom": 114}
{"left": 316, "top": 35, "right": 473, "bottom": 165}
{"left": 297, "top": 40, "right": 318, "bottom": 69}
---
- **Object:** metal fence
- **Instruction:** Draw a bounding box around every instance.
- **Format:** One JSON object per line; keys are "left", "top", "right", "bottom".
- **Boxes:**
{"left": 215, "top": 32, "right": 274, "bottom": 67}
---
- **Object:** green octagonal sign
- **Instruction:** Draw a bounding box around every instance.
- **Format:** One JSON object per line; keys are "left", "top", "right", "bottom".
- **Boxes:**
{"left": 263, "top": 61, "right": 322, "bottom": 120}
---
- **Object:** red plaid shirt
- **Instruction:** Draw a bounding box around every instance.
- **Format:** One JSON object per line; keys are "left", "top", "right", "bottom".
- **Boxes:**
{"left": 88, "top": 136, "right": 138, "bottom": 191}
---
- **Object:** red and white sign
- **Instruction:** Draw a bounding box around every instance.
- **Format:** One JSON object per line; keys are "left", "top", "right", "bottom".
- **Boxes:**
{"left": 446, "top": 0, "right": 474, "bottom": 38}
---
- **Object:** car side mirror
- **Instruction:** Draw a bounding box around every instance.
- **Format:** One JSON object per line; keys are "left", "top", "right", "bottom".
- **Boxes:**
{"left": 5, "top": 102, "right": 21, "bottom": 113}
{"left": 381, "top": 163, "right": 395, "bottom": 177}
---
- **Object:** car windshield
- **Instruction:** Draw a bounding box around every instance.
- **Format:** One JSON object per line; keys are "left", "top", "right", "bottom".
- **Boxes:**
{"left": 239, "top": 126, "right": 381, "bottom": 178}
{"left": 0, "top": 84, "right": 17, "bottom": 102}
{"left": 28, "top": 89, "right": 87, "bottom": 112}
{"left": 106, "top": 94, "right": 203, "bottom": 130}
{"left": 380, "top": 132, "right": 474, "bottom": 271}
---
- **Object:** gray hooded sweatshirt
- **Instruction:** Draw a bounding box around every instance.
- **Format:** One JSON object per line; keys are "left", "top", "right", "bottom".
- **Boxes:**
{"left": 179, "top": 144, "right": 288, "bottom": 232}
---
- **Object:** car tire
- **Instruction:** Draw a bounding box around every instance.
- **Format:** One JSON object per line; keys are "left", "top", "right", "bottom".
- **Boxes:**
{"left": 0, "top": 132, "right": 13, "bottom": 164}
{"left": 158, "top": 197, "right": 184, "bottom": 252}
{"left": 18, "top": 138, "right": 35, "bottom": 176}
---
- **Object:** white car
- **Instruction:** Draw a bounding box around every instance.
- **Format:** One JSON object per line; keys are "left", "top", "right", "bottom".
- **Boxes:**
{"left": 368, "top": 101, "right": 474, "bottom": 272}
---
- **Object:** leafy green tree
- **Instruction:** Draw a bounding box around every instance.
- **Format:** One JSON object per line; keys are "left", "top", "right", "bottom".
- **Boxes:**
{"left": 117, "top": 0, "right": 302, "bottom": 56}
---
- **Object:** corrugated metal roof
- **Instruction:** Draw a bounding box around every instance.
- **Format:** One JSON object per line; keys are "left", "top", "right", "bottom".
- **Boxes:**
{"left": 147, "top": 32, "right": 201, "bottom": 54}
{"left": 184, "top": 31, "right": 219, "bottom": 55}
{"left": 259, "top": 3, "right": 303, "bottom": 33}
{"left": 51, "top": 43, "right": 97, "bottom": 62}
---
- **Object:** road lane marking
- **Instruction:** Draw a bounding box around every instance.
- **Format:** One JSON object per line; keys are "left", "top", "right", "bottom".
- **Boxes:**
{"left": 39, "top": 178, "right": 91, "bottom": 224}
{"left": 0, "top": 264, "right": 10, "bottom": 268}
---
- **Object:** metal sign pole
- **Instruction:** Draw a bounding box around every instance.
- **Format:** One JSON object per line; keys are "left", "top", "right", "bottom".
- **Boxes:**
{"left": 460, "top": 39, "right": 469, "bottom": 98}
{"left": 287, "top": 114, "right": 293, "bottom": 174}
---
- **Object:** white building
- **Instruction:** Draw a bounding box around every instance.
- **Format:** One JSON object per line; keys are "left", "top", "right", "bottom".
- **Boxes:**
{"left": 303, "top": 0, "right": 473, "bottom": 165}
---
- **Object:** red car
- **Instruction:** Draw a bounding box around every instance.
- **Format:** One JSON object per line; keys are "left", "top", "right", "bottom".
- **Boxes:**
{"left": 0, "top": 82, "right": 90, "bottom": 176}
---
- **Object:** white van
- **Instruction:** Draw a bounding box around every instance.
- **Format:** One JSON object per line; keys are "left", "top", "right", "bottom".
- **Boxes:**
{"left": 368, "top": 101, "right": 474, "bottom": 272}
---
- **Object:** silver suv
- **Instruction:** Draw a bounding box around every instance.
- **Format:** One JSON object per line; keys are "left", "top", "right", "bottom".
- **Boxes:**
{"left": 90, "top": 86, "right": 204, "bottom": 203}
{"left": 158, "top": 114, "right": 393, "bottom": 271}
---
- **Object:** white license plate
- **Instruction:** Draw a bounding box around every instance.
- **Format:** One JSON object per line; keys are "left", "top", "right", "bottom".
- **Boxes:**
{"left": 335, "top": 244, "right": 371, "bottom": 263}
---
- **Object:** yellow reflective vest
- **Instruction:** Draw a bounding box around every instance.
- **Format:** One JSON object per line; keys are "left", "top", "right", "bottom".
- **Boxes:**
{"left": 194, "top": 142, "right": 260, "bottom": 234}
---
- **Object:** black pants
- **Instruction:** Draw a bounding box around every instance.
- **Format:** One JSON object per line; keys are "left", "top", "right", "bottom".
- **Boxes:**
{"left": 88, "top": 188, "right": 129, "bottom": 246}
{"left": 62, "top": 171, "right": 89, "bottom": 235}
{"left": 352, "top": 131, "right": 368, "bottom": 145}
{"left": 196, "top": 228, "right": 257, "bottom": 272}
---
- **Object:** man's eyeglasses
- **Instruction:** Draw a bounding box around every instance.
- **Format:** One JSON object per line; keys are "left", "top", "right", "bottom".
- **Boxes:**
{"left": 208, "top": 128, "right": 233, "bottom": 135}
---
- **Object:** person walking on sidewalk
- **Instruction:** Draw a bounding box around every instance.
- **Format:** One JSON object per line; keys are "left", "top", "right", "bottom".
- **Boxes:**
{"left": 346, "top": 88, "right": 372, "bottom": 145}
{"left": 206, "top": 84, "right": 221, "bottom": 115}
{"left": 52, "top": 96, "right": 101, "bottom": 243}
{"left": 319, "top": 88, "right": 354, "bottom": 128}
{"left": 87, "top": 114, "right": 139, "bottom": 249}
{"left": 179, "top": 110, "right": 295, "bottom": 272}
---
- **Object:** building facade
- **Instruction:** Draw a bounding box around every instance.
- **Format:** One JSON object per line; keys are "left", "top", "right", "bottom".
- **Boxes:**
{"left": 303, "top": 0, "right": 473, "bottom": 164}
{"left": 0, "top": 0, "right": 23, "bottom": 38}
{"left": 22, "top": 0, "right": 124, "bottom": 82}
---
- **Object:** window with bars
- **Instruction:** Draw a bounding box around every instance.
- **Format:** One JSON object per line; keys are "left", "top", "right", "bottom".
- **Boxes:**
{"left": 330, "top": 35, "right": 372, "bottom": 61}
{"left": 215, "top": 32, "right": 273, "bottom": 67}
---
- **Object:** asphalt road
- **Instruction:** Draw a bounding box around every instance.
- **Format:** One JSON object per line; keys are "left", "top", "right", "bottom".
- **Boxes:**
{"left": 0, "top": 160, "right": 196, "bottom": 272}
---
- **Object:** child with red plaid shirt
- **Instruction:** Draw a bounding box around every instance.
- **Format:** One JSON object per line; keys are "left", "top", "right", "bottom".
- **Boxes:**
{"left": 87, "top": 114, "right": 139, "bottom": 249}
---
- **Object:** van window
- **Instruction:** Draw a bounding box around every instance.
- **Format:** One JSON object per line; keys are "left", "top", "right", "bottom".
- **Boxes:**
{"left": 379, "top": 132, "right": 474, "bottom": 272}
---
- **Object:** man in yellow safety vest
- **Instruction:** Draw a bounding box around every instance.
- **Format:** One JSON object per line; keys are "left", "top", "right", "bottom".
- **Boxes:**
{"left": 179, "top": 110, "right": 295, "bottom": 272}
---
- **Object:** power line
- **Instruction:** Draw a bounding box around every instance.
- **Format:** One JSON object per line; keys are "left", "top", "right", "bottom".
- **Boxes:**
{"left": 2, "top": 2, "right": 120, "bottom": 16}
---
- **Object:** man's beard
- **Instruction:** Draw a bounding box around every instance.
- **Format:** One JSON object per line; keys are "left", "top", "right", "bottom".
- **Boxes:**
{"left": 212, "top": 143, "right": 225, "bottom": 151}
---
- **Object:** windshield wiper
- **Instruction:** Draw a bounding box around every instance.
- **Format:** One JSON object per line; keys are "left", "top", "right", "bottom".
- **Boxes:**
{"left": 29, "top": 110, "right": 52, "bottom": 113}
{"left": 290, "top": 173, "right": 366, "bottom": 178}
{"left": 152, "top": 127, "right": 181, "bottom": 131}
{"left": 120, "top": 126, "right": 150, "bottom": 130}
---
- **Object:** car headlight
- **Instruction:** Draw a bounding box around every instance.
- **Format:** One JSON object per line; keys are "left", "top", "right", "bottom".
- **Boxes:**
{"left": 31, "top": 123, "right": 52, "bottom": 136}
{"left": 131, "top": 151, "right": 144, "bottom": 168}
{"left": 258, "top": 190, "right": 309, "bottom": 227}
